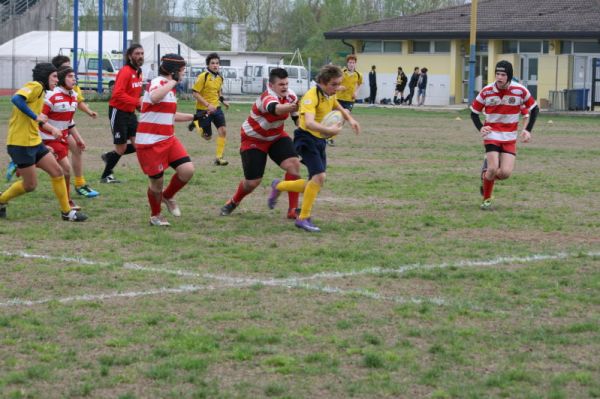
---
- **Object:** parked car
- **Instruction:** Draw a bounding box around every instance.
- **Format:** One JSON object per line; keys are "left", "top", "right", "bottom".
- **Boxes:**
{"left": 242, "top": 63, "right": 309, "bottom": 96}
{"left": 185, "top": 66, "right": 242, "bottom": 96}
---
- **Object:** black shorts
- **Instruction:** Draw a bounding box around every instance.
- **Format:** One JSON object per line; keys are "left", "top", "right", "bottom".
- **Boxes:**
{"left": 7, "top": 144, "right": 50, "bottom": 168}
{"left": 195, "top": 107, "right": 226, "bottom": 138}
{"left": 337, "top": 100, "right": 354, "bottom": 112}
{"left": 108, "top": 106, "right": 137, "bottom": 144}
{"left": 240, "top": 136, "right": 297, "bottom": 180}
{"left": 293, "top": 128, "right": 327, "bottom": 179}
{"left": 395, "top": 84, "right": 404, "bottom": 92}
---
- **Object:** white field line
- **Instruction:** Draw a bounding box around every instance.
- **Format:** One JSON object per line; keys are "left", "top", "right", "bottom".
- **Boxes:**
{"left": 0, "top": 282, "right": 255, "bottom": 308}
{"left": 2, "top": 250, "right": 598, "bottom": 308}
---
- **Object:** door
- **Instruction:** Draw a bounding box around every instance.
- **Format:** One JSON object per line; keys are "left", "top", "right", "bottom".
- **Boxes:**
{"left": 462, "top": 55, "right": 488, "bottom": 102}
{"left": 243, "top": 65, "right": 264, "bottom": 94}
{"left": 520, "top": 55, "right": 538, "bottom": 99}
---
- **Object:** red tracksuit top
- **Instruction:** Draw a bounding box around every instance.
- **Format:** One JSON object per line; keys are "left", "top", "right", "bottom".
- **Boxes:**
{"left": 108, "top": 64, "right": 144, "bottom": 113}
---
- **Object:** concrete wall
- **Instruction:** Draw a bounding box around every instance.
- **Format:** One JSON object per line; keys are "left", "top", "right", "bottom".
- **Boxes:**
{"left": 0, "top": 0, "right": 59, "bottom": 45}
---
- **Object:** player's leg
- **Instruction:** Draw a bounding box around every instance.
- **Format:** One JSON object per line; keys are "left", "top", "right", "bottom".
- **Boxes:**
{"left": 68, "top": 128, "right": 99, "bottom": 197}
{"left": 496, "top": 152, "right": 516, "bottom": 181}
{"left": 148, "top": 173, "right": 168, "bottom": 226}
{"left": 481, "top": 146, "right": 500, "bottom": 210}
{"left": 270, "top": 137, "right": 302, "bottom": 219}
{"left": 162, "top": 147, "right": 194, "bottom": 218}
{"left": 221, "top": 149, "right": 266, "bottom": 216}
{"left": 37, "top": 150, "right": 87, "bottom": 221}
{"left": 214, "top": 109, "right": 228, "bottom": 166}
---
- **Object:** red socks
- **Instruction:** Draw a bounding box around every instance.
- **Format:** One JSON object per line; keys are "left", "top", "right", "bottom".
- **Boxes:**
{"left": 147, "top": 188, "right": 162, "bottom": 216}
{"left": 483, "top": 177, "right": 495, "bottom": 200}
{"left": 163, "top": 174, "right": 187, "bottom": 200}
{"left": 232, "top": 181, "right": 251, "bottom": 204}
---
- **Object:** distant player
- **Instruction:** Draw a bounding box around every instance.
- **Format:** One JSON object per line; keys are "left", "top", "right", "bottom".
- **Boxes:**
{"left": 219, "top": 67, "right": 301, "bottom": 218}
{"left": 332, "top": 54, "right": 362, "bottom": 146}
{"left": 136, "top": 54, "right": 196, "bottom": 226}
{"left": 471, "top": 60, "right": 539, "bottom": 210}
{"left": 189, "top": 52, "right": 230, "bottom": 166}
{"left": 100, "top": 44, "right": 145, "bottom": 183}
{"left": 0, "top": 63, "right": 87, "bottom": 221}
{"left": 394, "top": 66, "right": 407, "bottom": 104}
{"left": 40, "top": 66, "right": 87, "bottom": 211}
{"left": 267, "top": 65, "right": 360, "bottom": 232}
{"left": 51, "top": 54, "right": 100, "bottom": 198}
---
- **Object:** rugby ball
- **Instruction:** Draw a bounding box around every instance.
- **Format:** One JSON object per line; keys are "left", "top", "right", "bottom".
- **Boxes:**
{"left": 321, "top": 110, "right": 343, "bottom": 127}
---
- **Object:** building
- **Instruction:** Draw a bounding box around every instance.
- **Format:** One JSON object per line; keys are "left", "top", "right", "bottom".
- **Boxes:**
{"left": 324, "top": 0, "right": 600, "bottom": 107}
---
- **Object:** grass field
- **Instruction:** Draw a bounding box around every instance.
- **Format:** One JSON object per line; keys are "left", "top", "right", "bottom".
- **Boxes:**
{"left": 1, "top": 96, "right": 599, "bottom": 399}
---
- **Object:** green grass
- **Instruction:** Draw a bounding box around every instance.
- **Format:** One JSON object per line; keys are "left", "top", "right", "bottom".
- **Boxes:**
{"left": 1, "top": 98, "right": 599, "bottom": 398}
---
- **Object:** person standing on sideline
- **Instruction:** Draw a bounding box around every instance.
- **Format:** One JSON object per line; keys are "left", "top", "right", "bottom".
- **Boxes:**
{"left": 471, "top": 60, "right": 538, "bottom": 210}
{"left": 50, "top": 54, "right": 100, "bottom": 198}
{"left": 405, "top": 67, "right": 420, "bottom": 105}
{"left": 333, "top": 54, "right": 362, "bottom": 146}
{"left": 267, "top": 65, "right": 360, "bottom": 232}
{"left": 188, "top": 52, "right": 230, "bottom": 166}
{"left": 0, "top": 63, "right": 87, "bottom": 222}
{"left": 100, "top": 44, "right": 144, "bottom": 183}
{"left": 394, "top": 67, "right": 408, "bottom": 105}
{"left": 368, "top": 65, "right": 377, "bottom": 105}
{"left": 136, "top": 54, "right": 197, "bottom": 226}
{"left": 417, "top": 67, "right": 428, "bottom": 106}
{"left": 219, "top": 68, "right": 301, "bottom": 219}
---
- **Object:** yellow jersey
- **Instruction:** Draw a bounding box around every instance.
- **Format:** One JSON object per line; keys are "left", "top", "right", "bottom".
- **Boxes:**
{"left": 192, "top": 71, "right": 223, "bottom": 110}
{"left": 73, "top": 85, "right": 85, "bottom": 103}
{"left": 336, "top": 68, "right": 362, "bottom": 103}
{"left": 299, "top": 86, "right": 339, "bottom": 139}
{"left": 7, "top": 81, "right": 45, "bottom": 147}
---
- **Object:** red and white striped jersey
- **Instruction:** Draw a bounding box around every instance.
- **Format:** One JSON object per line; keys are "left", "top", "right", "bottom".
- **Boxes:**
{"left": 39, "top": 87, "right": 77, "bottom": 141}
{"left": 471, "top": 82, "right": 537, "bottom": 142}
{"left": 137, "top": 77, "right": 177, "bottom": 145}
{"left": 241, "top": 87, "right": 298, "bottom": 142}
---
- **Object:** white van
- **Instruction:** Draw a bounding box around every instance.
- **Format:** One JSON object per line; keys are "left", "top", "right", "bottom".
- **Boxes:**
{"left": 186, "top": 66, "right": 242, "bottom": 95}
{"left": 62, "top": 49, "right": 121, "bottom": 91}
{"left": 242, "top": 64, "right": 309, "bottom": 96}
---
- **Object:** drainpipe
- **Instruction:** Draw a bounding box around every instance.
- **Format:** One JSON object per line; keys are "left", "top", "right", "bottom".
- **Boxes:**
{"left": 342, "top": 39, "right": 356, "bottom": 54}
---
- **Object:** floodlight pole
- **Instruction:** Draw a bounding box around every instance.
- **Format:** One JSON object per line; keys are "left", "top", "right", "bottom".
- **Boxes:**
{"left": 132, "top": 0, "right": 141, "bottom": 44}
{"left": 468, "top": 0, "right": 478, "bottom": 104}
{"left": 98, "top": 0, "right": 104, "bottom": 93}
{"left": 73, "top": 0, "right": 79, "bottom": 74}
{"left": 123, "top": 0, "right": 128, "bottom": 55}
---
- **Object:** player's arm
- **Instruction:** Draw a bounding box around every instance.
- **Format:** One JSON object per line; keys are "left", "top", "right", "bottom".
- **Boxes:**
{"left": 334, "top": 101, "right": 360, "bottom": 134}
{"left": 520, "top": 105, "right": 539, "bottom": 142}
{"left": 77, "top": 101, "right": 97, "bottom": 118}
{"left": 149, "top": 79, "right": 178, "bottom": 104}
{"left": 304, "top": 112, "right": 341, "bottom": 139}
{"left": 175, "top": 112, "right": 194, "bottom": 122}
{"left": 11, "top": 94, "right": 44, "bottom": 122}
{"left": 112, "top": 72, "right": 140, "bottom": 108}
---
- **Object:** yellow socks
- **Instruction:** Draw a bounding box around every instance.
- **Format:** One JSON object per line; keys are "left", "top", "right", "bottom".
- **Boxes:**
{"left": 276, "top": 179, "right": 306, "bottom": 193}
{"left": 50, "top": 176, "right": 71, "bottom": 213}
{"left": 216, "top": 136, "right": 226, "bottom": 159}
{"left": 74, "top": 176, "right": 86, "bottom": 188}
{"left": 299, "top": 180, "right": 321, "bottom": 220}
{"left": 0, "top": 180, "right": 26, "bottom": 204}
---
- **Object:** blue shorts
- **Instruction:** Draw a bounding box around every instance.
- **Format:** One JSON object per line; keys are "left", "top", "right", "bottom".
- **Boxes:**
{"left": 7, "top": 144, "right": 50, "bottom": 168}
{"left": 337, "top": 100, "right": 354, "bottom": 112}
{"left": 197, "top": 107, "right": 226, "bottom": 138}
{"left": 293, "top": 128, "right": 326, "bottom": 179}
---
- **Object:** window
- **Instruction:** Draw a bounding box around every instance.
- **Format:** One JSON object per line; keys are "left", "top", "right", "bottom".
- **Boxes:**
{"left": 560, "top": 41, "right": 572, "bottom": 54}
{"left": 286, "top": 67, "right": 298, "bottom": 79}
{"left": 363, "top": 41, "right": 382, "bottom": 53}
{"left": 542, "top": 41, "right": 549, "bottom": 54}
{"left": 413, "top": 41, "right": 431, "bottom": 53}
{"left": 253, "top": 66, "right": 263, "bottom": 78}
{"left": 383, "top": 41, "right": 402, "bottom": 53}
{"left": 573, "top": 41, "right": 600, "bottom": 53}
{"left": 502, "top": 40, "right": 518, "bottom": 53}
{"left": 434, "top": 41, "right": 450, "bottom": 53}
{"left": 87, "top": 58, "right": 113, "bottom": 72}
{"left": 519, "top": 41, "right": 541, "bottom": 53}
{"left": 300, "top": 68, "right": 308, "bottom": 79}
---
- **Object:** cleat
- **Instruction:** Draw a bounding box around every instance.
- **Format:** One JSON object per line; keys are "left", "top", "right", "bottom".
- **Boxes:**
{"left": 6, "top": 161, "right": 17, "bottom": 182}
{"left": 287, "top": 207, "right": 300, "bottom": 220}
{"left": 213, "top": 157, "right": 229, "bottom": 166}
{"left": 149, "top": 215, "right": 170, "bottom": 226}
{"left": 220, "top": 200, "right": 238, "bottom": 216}
{"left": 100, "top": 174, "right": 121, "bottom": 184}
{"left": 68, "top": 200, "right": 82, "bottom": 211}
{"left": 61, "top": 209, "right": 88, "bottom": 222}
{"left": 480, "top": 198, "right": 493, "bottom": 211}
{"left": 267, "top": 179, "right": 281, "bottom": 209}
{"left": 295, "top": 217, "right": 321, "bottom": 232}
{"left": 0, "top": 202, "right": 6, "bottom": 219}
{"left": 162, "top": 196, "right": 181, "bottom": 217}
{"left": 327, "top": 139, "right": 335, "bottom": 147}
{"left": 75, "top": 184, "right": 100, "bottom": 198}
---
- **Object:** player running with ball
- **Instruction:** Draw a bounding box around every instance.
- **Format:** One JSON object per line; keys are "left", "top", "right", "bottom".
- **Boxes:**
{"left": 471, "top": 60, "right": 538, "bottom": 210}
{"left": 268, "top": 65, "right": 360, "bottom": 232}
{"left": 219, "top": 67, "right": 302, "bottom": 218}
